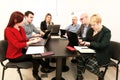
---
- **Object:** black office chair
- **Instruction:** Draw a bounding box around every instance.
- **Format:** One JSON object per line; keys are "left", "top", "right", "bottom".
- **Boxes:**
{"left": 109, "top": 41, "right": 120, "bottom": 80}
{"left": 0, "top": 40, "right": 33, "bottom": 80}
{"left": 98, "top": 63, "right": 109, "bottom": 80}
{"left": 98, "top": 41, "right": 120, "bottom": 80}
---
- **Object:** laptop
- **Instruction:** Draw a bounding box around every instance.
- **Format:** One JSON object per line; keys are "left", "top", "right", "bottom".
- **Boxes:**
{"left": 60, "top": 29, "right": 66, "bottom": 38}
{"left": 67, "top": 31, "right": 79, "bottom": 47}
{"left": 48, "top": 25, "right": 60, "bottom": 35}
{"left": 29, "top": 31, "right": 51, "bottom": 46}
{"left": 42, "top": 30, "right": 51, "bottom": 39}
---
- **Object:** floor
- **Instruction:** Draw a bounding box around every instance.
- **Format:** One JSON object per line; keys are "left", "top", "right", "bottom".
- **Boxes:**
{"left": 0, "top": 57, "right": 119, "bottom": 80}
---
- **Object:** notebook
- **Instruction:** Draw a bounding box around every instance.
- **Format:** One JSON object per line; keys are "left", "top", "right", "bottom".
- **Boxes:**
{"left": 26, "top": 46, "right": 54, "bottom": 56}
{"left": 74, "top": 46, "right": 96, "bottom": 53}
{"left": 67, "top": 31, "right": 79, "bottom": 47}
{"left": 26, "top": 46, "right": 44, "bottom": 55}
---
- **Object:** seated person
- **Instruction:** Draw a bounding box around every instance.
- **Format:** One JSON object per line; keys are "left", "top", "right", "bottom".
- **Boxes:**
{"left": 77, "top": 13, "right": 91, "bottom": 40}
{"left": 71, "top": 13, "right": 91, "bottom": 63}
{"left": 23, "top": 11, "right": 44, "bottom": 39}
{"left": 40, "top": 13, "right": 57, "bottom": 66}
{"left": 76, "top": 14, "right": 111, "bottom": 80}
{"left": 23, "top": 11, "right": 55, "bottom": 73}
{"left": 60, "top": 16, "right": 80, "bottom": 38}
{"left": 4, "top": 11, "right": 45, "bottom": 80}
{"left": 61, "top": 16, "right": 81, "bottom": 72}
{"left": 40, "top": 13, "right": 54, "bottom": 33}
{"left": 65, "top": 16, "right": 80, "bottom": 34}
{"left": 65, "top": 16, "right": 80, "bottom": 63}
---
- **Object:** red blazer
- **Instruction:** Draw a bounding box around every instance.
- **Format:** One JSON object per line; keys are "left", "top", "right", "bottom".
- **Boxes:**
{"left": 5, "top": 27, "right": 27, "bottom": 59}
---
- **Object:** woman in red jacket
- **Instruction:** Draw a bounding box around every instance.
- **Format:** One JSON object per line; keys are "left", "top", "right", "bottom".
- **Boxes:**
{"left": 4, "top": 11, "right": 42, "bottom": 80}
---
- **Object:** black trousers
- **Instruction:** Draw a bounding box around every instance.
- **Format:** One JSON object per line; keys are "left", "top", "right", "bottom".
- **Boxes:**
{"left": 9, "top": 49, "right": 46, "bottom": 75}
{"left": 9, "top": 54, "right": 46, "bottom": 75}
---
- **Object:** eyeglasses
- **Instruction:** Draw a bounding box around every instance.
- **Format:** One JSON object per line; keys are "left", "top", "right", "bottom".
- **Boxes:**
{"left": 80, "top": 16, "right": 87, "bottom": 21}
{"left": 80, "top": 17, "right": 84, "bottom": 21}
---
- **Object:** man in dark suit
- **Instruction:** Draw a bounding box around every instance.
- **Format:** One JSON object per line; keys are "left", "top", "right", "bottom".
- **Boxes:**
{"left": 77, "top": 13, "right": 91, "bottom": 40}
{"left": 71, "top": 13, "right": 91, "bottom": 63}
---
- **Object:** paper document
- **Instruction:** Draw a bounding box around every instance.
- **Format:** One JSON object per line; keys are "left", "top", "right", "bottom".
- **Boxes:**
{"left": 26, "top": 46, "right": 44, "bottom": 55}
{"left": 74, "top": 46, "right": 96, "bottom": 53}
{"left": 51, "top": 36, "right": 61, "bottom": 39}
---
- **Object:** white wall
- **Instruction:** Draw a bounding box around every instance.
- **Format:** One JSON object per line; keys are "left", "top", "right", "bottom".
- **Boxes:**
{"left": 0, "top": 0, "right": 120, "bottom": 42}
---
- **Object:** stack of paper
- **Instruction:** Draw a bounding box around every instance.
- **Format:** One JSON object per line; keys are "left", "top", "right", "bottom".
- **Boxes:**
{"left": 26, "top": 46, "right": 54, "bottom": 57}
{"left": 74, "top": 46, "right": 96, "bottom": 53}
{"left": 51, "top": 35, "right": 61, "bottom": 39}
{"left": 26, "top": 46, "right": 44, "bottom": 55}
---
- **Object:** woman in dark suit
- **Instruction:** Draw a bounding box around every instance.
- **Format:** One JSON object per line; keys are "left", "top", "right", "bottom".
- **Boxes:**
{"left": 40, "top": 13, "right": 55, "bottom": 73}
{"left": 40, "top": 13, "right": 54, "bottom": 32}
{"left": 76, "top": 14, "right": 111, "bottom": 80}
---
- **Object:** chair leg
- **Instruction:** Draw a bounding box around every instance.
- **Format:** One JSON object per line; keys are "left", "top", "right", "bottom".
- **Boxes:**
{"left": 101, "top": 65, "right": 108, "bottom": 80}
{"left": 2, "top": 67, "right": 6, "bottom": 80}
{"left": 116, "top": 61, "right": 120, "bottom": 80}
{"left": 103, "top": 66, "right": 108, "bottom": 77}
{"left": 116, "top": 65, "right": 118, "bottom": 80}
{"left": 17, "top": 67, "right": 23, "bottom": 80}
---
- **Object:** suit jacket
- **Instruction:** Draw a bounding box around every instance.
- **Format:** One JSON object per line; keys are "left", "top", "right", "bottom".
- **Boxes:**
{"left": 86, "top": 25, "right": 111, "bottom": 66}
{"left": 40, "top": 21, "right": 47, "bottom": 32}
{"left": 40, "top": 21, "right": 54, "bottom": 32}
{"left": 77, "top": 24, "right": 91, "bottom": 39}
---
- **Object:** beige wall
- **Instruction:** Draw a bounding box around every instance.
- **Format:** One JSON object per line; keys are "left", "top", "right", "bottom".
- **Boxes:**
{"left": 0, "top": 0, "right": 120, "bottom": 42}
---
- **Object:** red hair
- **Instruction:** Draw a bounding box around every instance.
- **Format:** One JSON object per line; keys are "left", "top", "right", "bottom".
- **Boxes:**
{"left": 7, "top": 11, "right": 24, "bottom": 27}
{"left": 4, "top": 11, "right": 24, "bottom": 40}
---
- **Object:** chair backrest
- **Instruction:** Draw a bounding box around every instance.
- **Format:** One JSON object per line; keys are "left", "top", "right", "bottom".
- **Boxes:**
{"left": 0, "top": 40, "right": 8, "bottom": 62}
{"left": 110, "top": 41, "right": 120, "bottom": 61}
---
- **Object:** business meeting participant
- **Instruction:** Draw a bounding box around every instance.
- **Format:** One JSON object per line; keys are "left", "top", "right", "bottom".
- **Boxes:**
{"left": 71, "top": 13, "right": 91, "bottom": 64}
{"left": 4, "top": 11, "right": 44, "bottom": 80}
{"left": 61, "top": 16, "right": 81, "bottom": 71}
{"left": 23, "top": 11, "right": 55, "bottom": 73}
{"left": 66, "top": 16, "right": 80, "bottom": 33}
{"left": 76, "top": 14, "right": 111, "bottom": 80}
{"left": 40, "top": 13, "right": 56, "bottom": 73}
{"left": 40, "top": 13, "right": 54, "bottom": 32}
{"left": 23, "top": 11, "right": 44, "bottom": 39}
{"left": 65, "top": 16, "right": 80, "bottom": 63}
{"left": 77, "top": 13, "right": 91, "bottom": 40}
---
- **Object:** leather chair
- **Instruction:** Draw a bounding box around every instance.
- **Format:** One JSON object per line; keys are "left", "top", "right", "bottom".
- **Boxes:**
{"left": 0, "top": 40, "right": 33, "bottom": 80}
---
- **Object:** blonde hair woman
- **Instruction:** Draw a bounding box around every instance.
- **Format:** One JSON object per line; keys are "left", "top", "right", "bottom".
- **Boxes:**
{"left": 76, "top": 14, "right": 111, "bottom": 80}
{"left": 40, "top": 13, "right": 54, "bottom": 32}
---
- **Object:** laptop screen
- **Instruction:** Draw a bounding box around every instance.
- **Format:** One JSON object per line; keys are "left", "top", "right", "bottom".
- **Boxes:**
{"left": 42, "top": 30, "right": 51, "bottom": 39}
{"left": 67, "top": 31, "right": 79, "bottom": 47}
{"left": 29, "top": 31, "right": 51, "bottom": 46}
{"left": 60, "top": 29, "right": 66, "bottom": 36}
{"left": 48, "top": 25, "right": 60, "bottom": 35}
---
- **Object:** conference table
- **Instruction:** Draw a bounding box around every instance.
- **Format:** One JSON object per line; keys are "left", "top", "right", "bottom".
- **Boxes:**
{"left": 44, "top": 38, "right": 80, "bottom": 80}
{"left": 29, "top": 36, "right": 95, "bottom": 80}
